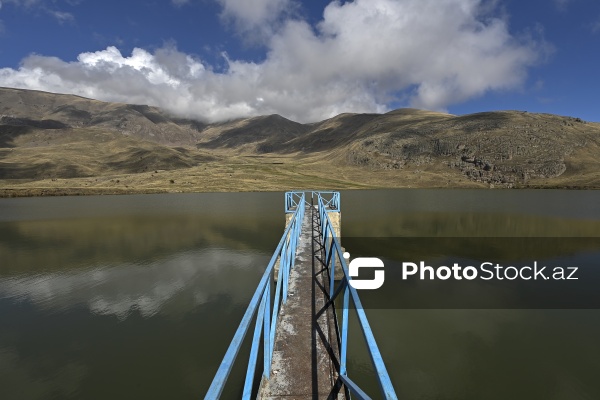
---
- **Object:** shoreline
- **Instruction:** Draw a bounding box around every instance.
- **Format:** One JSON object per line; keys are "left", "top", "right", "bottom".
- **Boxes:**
{"left": 1, "top": 184, "right": 598, "bottom": 198}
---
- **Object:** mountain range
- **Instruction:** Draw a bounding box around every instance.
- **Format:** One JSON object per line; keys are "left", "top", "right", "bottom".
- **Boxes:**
{"left": 1, "top": 86, "right": 599, "bottom": 196}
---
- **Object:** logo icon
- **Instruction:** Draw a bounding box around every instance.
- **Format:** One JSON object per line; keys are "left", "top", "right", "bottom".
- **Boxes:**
{"left": 345, "top": 252, "right": 385, "bottom": 290}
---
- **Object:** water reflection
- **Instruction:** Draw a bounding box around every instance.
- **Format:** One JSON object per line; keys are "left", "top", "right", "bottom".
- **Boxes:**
{"left": 348, "top": 309, "right": 600, "bottom": 400}
{"left": 0, "top": 248, "right": 268, "bottom": 319}
{"left": 343, "top": 211, "right": 600, "bottom": 238}
{"left": 0, "top": 192, "right": 282, "bottom": 399}
{"left": 0, "top": 190, "right": 599, "bottom": 399}
{"left": 338, "top": 190, "right": 600, "bottom": 400}
{"left": 0, "top": 213, "right": 280, "bottom": 275}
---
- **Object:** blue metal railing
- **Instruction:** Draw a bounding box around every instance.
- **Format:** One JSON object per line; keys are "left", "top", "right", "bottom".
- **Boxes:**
{"left": 315, "top": 192, "right": 398, "bottom": 400}
{"left": 205, "top": 191, "right": 397, "bottom": 399}
{"left": 285, "top": 191, "right": 306, "bottom": 212}
{"left": 205, "top": 192, "right": 305, "bottom": 399}
{"left": 312, "top": 191, "right": 340, "bottom": 212}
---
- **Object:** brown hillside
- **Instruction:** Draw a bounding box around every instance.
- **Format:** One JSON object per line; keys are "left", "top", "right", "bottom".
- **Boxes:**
{"left": 196, "top": 114, "right": 310, "bottom": 153}
{"left": 0, "top": 87, "right": 205, "bottom": 146}
{"left": 1, "top": 87, "right": 599, "bottom": 195}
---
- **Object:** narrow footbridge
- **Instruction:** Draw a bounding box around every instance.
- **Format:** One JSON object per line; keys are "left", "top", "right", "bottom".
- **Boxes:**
{"left": 205, "top": 191, "right": 397, "bottom": 399}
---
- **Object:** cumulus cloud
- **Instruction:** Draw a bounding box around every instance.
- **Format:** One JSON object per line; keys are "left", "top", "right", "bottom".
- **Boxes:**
{"left": 0, "top": 0, "right": 547, "bottom": 122}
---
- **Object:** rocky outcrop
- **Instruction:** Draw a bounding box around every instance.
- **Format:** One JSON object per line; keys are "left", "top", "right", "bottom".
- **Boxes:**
{"left": 344, "top": 112, "right": 595, "bottom": 187}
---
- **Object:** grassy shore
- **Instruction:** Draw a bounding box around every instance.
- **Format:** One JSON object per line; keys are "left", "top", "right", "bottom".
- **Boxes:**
{"left": 2, "top": 151, "right": 599, "bottom": 198}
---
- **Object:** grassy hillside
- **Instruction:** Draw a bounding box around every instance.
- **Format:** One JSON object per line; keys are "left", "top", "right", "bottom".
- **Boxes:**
{"left": 1, "top": 87, "right": 599, "bottom": 196}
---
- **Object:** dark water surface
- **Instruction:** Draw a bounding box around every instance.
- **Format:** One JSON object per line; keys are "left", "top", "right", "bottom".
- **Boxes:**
{"left": 1, "top": 190, "right": 599, "bottom": 399}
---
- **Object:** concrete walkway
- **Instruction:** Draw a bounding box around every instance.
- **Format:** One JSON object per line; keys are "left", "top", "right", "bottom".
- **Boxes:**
{"left": 258, "top": 206, "right": 346, "bottom": 399}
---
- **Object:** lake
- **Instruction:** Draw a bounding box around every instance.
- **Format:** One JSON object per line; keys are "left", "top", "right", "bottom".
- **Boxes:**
{"left": 1, "top": 190, "right": 599, "bottom": 399}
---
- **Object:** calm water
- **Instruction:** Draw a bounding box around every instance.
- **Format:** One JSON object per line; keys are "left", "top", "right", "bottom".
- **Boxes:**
{"left": 1, "top": 190, "right": 599, "bottom": 399}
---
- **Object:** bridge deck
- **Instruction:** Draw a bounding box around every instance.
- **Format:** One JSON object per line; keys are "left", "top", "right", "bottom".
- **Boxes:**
{"left": 258, "top": 205, "right": 345, "bottom": 399}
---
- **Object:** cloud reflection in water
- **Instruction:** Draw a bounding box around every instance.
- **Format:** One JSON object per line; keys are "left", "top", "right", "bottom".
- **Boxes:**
{"left": 0, "top": 248, "right": 268, "bottom": 320}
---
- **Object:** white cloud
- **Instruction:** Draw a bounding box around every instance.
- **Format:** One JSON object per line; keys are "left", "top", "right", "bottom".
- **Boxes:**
{"left": 2, "top": 0, "right": 76, "bottom": 23}
{"left": 48, "top": 9, "right": 74, "bottom": 23}
{"left": 0, "top": 0, "right": 547, "bottom": 122}
{"left": 217, "top": 0, "right": 297, "bottom": 40}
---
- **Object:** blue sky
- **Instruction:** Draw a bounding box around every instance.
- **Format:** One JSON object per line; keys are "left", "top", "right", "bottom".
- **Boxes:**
{"left": 0, "top": 0, "right": 598, "bottom": 123}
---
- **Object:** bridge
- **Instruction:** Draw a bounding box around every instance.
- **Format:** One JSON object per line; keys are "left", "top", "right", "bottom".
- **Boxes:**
{"left": 205, "top": 191, "right": 397, "bottom": 399}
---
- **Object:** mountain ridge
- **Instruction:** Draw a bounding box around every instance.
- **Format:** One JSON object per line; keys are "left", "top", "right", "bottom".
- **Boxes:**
{"left": 1, "top": 87, "right": 599, "bottom": 195}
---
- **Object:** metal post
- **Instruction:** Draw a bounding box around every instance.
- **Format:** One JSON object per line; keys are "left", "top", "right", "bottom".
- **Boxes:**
{"left": 242, "top": 291, "right": 267, "bottom": 399}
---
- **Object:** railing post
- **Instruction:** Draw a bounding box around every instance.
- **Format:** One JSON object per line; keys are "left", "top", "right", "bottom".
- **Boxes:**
{"left": 291, "top": 218, "right": 298, "bottom": 270}
{"left": 282, "top": 240, "right": 289, "bottom": 304}
{"left": 340, "top": 280, "right": 349, "bottom": 375}
{"left": 270, "top": 261, "right": 283, "bottom": 362}
{"left": 263, "top": 282, "right": 271, "bottom": 379}
{"left": 329, "top": 249, "right": 336, "bottom": 296}
{"left": 242, "top": 291, "right": 267, "bottom": 399}
{"left": 282, "top": 236, "right": 291, "bottom": 304}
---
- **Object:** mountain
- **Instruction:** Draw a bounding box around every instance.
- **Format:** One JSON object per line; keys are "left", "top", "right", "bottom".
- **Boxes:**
{"left": 312, "top": 109, "right": 599, "bottom": 186}
{"left": 1, "top": 87, "right": 599, "bottom": 195}
{"left": 0, "top": 87, "right": 205, "bottom": 146}
{"left": 196, "top": 114, "right": 311, "bottom": 153}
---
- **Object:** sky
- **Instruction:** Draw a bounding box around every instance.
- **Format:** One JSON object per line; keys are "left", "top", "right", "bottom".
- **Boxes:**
{"left": 0, "top": 0, "right": 598, "bottom": 123}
